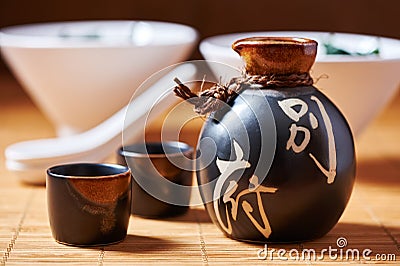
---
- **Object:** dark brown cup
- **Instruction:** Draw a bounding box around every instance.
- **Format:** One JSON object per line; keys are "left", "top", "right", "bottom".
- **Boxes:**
{"left": 47, "top": 163, "right": 131, "bottom": 246}
{"left": 117, "top": 141, "right": 193, "bottom": 218}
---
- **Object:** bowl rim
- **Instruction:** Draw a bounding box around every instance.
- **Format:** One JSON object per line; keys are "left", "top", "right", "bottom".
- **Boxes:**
{"left": 200, "top": 31, "right": 400, "bottom": 63}
{"left": 0, "top": 20, "right": 199, "bottom": 48}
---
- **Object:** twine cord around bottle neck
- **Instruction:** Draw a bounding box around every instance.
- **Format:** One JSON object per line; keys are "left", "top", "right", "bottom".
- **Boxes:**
{"left": 173, "top": 72, "right": 314, "bottom": 115}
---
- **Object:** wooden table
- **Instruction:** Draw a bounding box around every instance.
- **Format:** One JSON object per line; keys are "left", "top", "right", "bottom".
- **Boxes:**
{"left": 0, "top": 71, "right": 399, "bottom": 265}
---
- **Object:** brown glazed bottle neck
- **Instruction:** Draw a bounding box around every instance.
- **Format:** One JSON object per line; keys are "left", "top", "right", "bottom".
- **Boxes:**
{"left": 232, "top": 37, "right": 317, "bottom": 76}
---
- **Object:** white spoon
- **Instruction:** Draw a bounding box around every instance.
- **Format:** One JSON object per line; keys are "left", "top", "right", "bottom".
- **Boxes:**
{"left": 5, "top": 63, "right": 197, "bottom": 184}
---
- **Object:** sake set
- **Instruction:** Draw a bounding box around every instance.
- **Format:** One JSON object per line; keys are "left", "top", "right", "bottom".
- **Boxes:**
{"left": 46, "top": 36, "right": 357, "bottom": 246}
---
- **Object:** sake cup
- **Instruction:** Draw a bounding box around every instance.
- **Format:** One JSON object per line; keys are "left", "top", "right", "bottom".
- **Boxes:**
{"left": 46, "top": 163, "right": 131, "bottom": 246}
{"left": 117, "top": 141, "right": 193, "bottom": 218}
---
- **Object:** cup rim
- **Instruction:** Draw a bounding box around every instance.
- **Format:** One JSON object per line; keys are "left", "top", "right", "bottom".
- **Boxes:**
{"left": 118, "top": 141, "right": 193, "bottom": 159}
{"left": 47, "top": 163, "right": 130, "bottom": 179}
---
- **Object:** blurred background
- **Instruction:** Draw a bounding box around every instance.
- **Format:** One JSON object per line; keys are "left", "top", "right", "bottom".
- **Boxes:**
{"left": 1, "top": 0, "right": 399, "bottom": 138}
{"left": 1, "top": 0, "right": 400, "bottom": 70}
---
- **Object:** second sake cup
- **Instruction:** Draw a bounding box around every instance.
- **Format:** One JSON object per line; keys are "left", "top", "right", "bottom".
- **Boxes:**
{"left": 117, "top": 141, "right": 193, "bottom": 218}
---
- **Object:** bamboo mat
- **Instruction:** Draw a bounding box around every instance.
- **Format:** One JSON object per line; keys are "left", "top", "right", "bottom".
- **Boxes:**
{"left": 1, "top": 135, "right": 400, "bottom": 265}
{"left": 0, "top": 172, "right": 399, "bottom": 265}
{"left": 0, "top": 72, "right": 399, "bottom": 265}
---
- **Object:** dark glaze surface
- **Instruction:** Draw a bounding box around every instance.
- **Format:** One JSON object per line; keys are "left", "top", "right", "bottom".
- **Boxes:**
{"left": 47, "top": 163, "right": 131, "bottom": 246}
{"left": 118, "top": 142, "right": 193, "bottom": 218}
{"left": 197, "top": 86, "right": 355, "bottom": 242}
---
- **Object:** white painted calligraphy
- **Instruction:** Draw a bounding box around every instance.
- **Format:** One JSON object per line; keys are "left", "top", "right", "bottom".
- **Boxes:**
{"left": 278, "top": 98, "right": 308, "bottom": 121}
{"left": 221, "top": 175, "right": 277, "bottom": 238}
{"left": 215, "top": 140, "right": 277, "bottom": 238}
{"left": 309, "top": 96, "right": 337, "bottom": 184}
{"left": 214, "top": 139, "right": 250, "bottom": 235}
{"left": 278, "top": 96, "right": 337, "bottom": 184}
{"left": 287, "top": 124, "right": 311, "bottom": 153}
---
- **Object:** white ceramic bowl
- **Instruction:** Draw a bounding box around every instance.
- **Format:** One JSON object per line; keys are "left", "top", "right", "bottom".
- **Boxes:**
{"left": 0, "top": 20, "right": 198, "bottom": 136}
{"left": 200, "top": 31, "right": 400, "bottom": 136}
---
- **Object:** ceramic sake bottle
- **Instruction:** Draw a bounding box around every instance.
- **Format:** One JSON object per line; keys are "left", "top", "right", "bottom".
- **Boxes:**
{"left": 196, "top": 37, "right": 356, "bottom": 242}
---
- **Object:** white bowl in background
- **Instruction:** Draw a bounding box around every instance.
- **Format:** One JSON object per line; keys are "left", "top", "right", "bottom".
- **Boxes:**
{"left": 0, "top": 20, "right": 198, "bottom": 136}
{"left": 200, "top": 31, "right": 400, "bottom": 136}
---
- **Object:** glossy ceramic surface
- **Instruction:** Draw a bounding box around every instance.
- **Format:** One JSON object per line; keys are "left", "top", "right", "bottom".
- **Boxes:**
{"left": 197, "top": 37, "right": 356, "bottom": 242}
{"left": 118, "top": 142, "right": 193, "bottom": 218}
{"left": 197, "top": 88, "right": 356, "bottom": 242}
{"left": 47, "top": 163, "right": 131, "bottom": 246}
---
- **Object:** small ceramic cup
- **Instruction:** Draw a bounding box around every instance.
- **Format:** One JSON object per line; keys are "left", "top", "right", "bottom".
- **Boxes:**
{"left": 47, "top": 163, "right": 131, "bottom": 246}
{"left": 117, "top": 141, "right": 193, "bottom": 218}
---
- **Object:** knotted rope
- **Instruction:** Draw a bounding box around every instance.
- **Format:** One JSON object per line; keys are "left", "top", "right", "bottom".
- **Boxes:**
{"left": 173, "top": 73, "right": 314, "bottom": 115}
